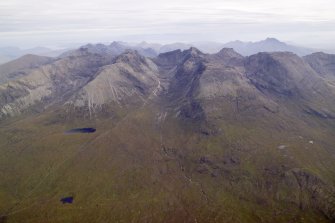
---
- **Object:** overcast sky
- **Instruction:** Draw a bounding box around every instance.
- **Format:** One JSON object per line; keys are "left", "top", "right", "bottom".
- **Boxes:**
{"left": 0, "top": 0, "right": 334, "bottom": 49}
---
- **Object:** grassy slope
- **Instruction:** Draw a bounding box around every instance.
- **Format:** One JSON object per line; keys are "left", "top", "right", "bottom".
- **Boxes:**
{"left": 0, "top": 91, "right": 334, "bottom": 223}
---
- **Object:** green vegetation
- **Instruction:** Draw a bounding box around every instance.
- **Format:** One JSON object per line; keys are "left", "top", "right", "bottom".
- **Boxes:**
{"left": 0, "top": 48, "right": 335, "bottom": 222}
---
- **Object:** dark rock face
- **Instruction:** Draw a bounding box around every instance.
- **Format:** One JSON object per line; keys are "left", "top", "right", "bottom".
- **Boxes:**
{"left": 154, "top": 49, "right": 183, "bottom": 70}
{"left": 304, "top": 107, "right": 335, "bottom": 119}
{"left": 288, "top": 169, "right": 335, "bottom": 220}
{"left": 245, "top": 52, "right": 299, "bottom": 97}
{"left": 250, "top": 166, "right": 335, "bottom": 221}
{"left": 304, "top": 52, "right": 335, "bottom": 80}
{"left": 179, "top": 101, "right": 205, "bottom": 121}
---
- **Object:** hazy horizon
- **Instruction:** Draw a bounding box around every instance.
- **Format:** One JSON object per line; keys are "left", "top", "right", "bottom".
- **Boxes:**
{"left": 0, "top": 38, "right": 326, "bottom": 51}
{"left": 1, "top": 0, "right": 335, "bottom": 49}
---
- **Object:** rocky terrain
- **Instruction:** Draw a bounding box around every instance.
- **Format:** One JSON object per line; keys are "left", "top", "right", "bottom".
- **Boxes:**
{"left": 0, "top": 45, "right": 334, "bottom": 223}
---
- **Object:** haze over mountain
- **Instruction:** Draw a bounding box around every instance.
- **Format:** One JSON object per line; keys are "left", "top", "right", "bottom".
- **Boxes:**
{"left": 0, "top": 54, "right": 54, "bottom": 84}
{"left": 0, "top": 44, "right": 334, "bottom": 222}
{"left": 222, "top": 38, "right": 316, "bottom": 56}
{"left": 0, "top": 47, "right": 68, "bottom": 65}
{"left": 0, "top": 38, "right": 320, "bottom": 66}
{"left": 2, "top": 0, "right": 335, "bottom": 50}
{"left": 79, "top": 38, "right": 318, "bottom": 56}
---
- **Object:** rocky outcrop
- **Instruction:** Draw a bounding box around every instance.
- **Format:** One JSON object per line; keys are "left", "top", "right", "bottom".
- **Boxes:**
{"left": 0, "top": 52, "right": 112, "bottom": 118}
{"left": 68, "top": 51, "right": 160, "bottom": 114}
{"left": 291, "top": 169, "right": 335, "bottom": 220}
{"left": 209, "top": 48, "right": 244, "bottom": 67}
{"left": 245, "top": 52, "right": 335, "bottom": 118}
{"left": 304, "top": 52, "right": 335, "bottom": 82}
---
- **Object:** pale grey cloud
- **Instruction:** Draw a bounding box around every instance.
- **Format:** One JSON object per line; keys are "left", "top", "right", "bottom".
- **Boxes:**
{"left": 0, "top": 0, "right": 334, "bottom": 48}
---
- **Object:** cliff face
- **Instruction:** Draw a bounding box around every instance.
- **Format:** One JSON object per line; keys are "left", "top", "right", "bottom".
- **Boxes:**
{"left": 68, "top": 51, "right": 160, "bottom": 116}
{"left": 304, "top": 52, "right": 335, "bottom": 82}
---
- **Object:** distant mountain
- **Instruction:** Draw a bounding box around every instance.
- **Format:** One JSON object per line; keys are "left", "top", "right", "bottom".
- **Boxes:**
{"left": 135, "top": 38, "right": 316, "bottom": 56}
{"left": 0, "top": 55, "right": 12, "bottom": 65}
{"left": 223, "top": 38, "right": 316, "bottom": 56}
{"left": 61, "top": 41, "right": 157, "bottom": 58}
{"left": 131, "top": 39, "right": 317, "bottom": 56}
{"left": 135, "top": 41, "right": 162, "bottom": 52}
{"left": 0, "top": 38, "right": 317, "bottom": 65}
{"left": 135, "top": 41, "right": 194, "bottom": 54}
{"left": 191, "top": 41, "right": 225, "bottom": 54}
{"left": 0, "top": 47, "right": 68, "bottom": 64}
{"left": 0, "top": 47, "right": 22, "bottom": 64}
{"left": 0, "top": 47, "right": 335, "bottom": 223}
{"left": 158, "top": 42, "right": 193, "bottom": 53}
{"left": 0, "top": 54, "right": 54, "bottom": 84}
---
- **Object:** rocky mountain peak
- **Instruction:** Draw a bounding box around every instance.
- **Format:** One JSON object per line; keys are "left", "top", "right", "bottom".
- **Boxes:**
{"left": 209, "top": 48, "right": 244, "bottom": 66}
{"left": 217, "top": 48, "right": 243, "bottom": 58}
{"left": 115, "top": 50, "right": 146, "bottom": 65}
{"left": 304, "top": 51, "right": 335, "bottom": 60}
{"left": 157, "top": 49, "right": 183, "bottom": 59}
{"left": 183, "top": 47, "right": 204, "bottom": 57}
{"left": 304, "top": 52, "right": 335, "bottom": 79}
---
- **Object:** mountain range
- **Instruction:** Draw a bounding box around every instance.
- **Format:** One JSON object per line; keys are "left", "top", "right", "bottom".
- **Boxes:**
{"left": 222, "top": 38, "right": 316, "bottom": 56}
{"left": 133, "top": 38, "right": 318, "bottom": 56}
{"left": 135, "top": 38, "right": 318, "bottom": 56}
{"left": 0, "top": 44, "right": 334, "bottom": 223}
{"left": 0, "top": 38, "right": 321, "bottom": 65}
